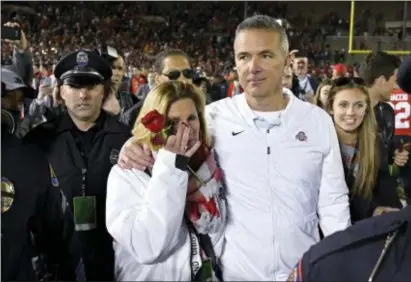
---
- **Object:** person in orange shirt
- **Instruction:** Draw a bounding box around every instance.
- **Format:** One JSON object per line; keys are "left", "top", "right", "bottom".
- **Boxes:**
{"left": 130, "top": 68, "right": 140, "bottom": 96}
{"left": 226, "top": 69, "right": 243, "bottom": 97}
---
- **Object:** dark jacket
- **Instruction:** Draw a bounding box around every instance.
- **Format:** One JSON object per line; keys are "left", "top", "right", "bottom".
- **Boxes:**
{"left": 294, "top": 206, "right": 411, "bottom": 281}
{"left": 1, "top": 126, "right": 84, "bottom": 281}
{"left": 342, "top": 138, "right": 401, "bottom": 223}
{"left": 397, "top": 54, "right": 411, "bottom": 93}
{"left": 23, "top": 111, "right": 132, "bottom": 281}
{"left": 374, "top": 101, "right": 395, "bottom": 170}
{"left": 292, "top": 75, "right": 319, "bottom": 101}
{"left": 117, "top": 89, "right": 136, "bottom": 114}
{"left": 119, "top": 99, "right": 145, "bottom": 129}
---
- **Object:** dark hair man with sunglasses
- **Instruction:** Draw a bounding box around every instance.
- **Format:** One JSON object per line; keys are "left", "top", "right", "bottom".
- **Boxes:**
{"left": 119, "top": 48, "right": 194, "bottom": 128}
{"left": 23, "top": 50, "right": 132, "bottom": 281}
{"left": 359, "top": 51, "right": 409, "bottom": 208}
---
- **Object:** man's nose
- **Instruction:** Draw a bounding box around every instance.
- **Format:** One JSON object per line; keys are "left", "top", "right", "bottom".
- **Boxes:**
{"left": 78, "top": 88, "right": 90, "bottom": 99}
{"left": 249, "top": 57, "right": 262, "bottom": 74}
{"left": 178, "top": 74, "right": 190, "bottom": 83}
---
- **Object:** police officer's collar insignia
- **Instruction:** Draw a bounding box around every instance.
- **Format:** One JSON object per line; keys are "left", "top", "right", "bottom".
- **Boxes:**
{"left": 76, "top": 51, "right": 89, "bottom": 67}
{"left": 1, "top": 177, "right": 15, "bottom": 213}
{"left": 49, "top": 164, "right": 59, "bottom": 187}
{"left": 109, "top": 149, "right": 120, "bottom": 165}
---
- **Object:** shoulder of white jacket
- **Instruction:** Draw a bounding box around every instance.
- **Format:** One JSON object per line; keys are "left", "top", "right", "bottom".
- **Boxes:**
{"left": 108, "top": 164, "right": 148, "bottom": 187}
{"left": 206, "top": 95, "right": 243, "bottom": 118}
{"left": 291, "top": 96, "right": 333, "bottom": 124}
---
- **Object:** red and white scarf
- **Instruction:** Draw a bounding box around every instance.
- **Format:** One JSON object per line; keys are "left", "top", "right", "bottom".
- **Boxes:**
{"left": 185, "top": 149, "right": 224, "bottom": 234}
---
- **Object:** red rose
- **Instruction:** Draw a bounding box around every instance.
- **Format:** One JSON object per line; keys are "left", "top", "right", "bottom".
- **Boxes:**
{"left": 141, "top": 110, "right": 165, "bottom": 133}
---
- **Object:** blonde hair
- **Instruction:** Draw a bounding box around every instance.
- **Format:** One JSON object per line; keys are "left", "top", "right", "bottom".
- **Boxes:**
{"left": 326, "top": 83, "right": 380, "bottom": 199}
{"left": 132, "top": 81, "right": 211, "bottom": 150}
{"left": 313, "top": 78, "right": 332, "bottom": 109}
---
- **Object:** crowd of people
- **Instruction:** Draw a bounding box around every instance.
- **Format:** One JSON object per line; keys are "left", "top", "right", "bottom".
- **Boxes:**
{"left": 2, "top": 2, "right": 407, "bottom": 81}
{"left": 2, "top": 2, "right": 411, "bottom": 282}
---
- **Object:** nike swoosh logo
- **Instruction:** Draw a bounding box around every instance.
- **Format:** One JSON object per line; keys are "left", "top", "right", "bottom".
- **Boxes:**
{"left": 232, "top": 130, "right": 245, "bottom": 136}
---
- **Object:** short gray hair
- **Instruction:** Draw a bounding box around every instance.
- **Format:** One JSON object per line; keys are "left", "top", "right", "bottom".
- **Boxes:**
{"left": 235, "top": 15, "right": 289, "bottom": 54}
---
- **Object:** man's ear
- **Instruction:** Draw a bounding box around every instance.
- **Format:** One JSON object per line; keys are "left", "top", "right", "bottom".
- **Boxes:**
{"left": 58, "top": 85, "right": 66, "bottom": 101}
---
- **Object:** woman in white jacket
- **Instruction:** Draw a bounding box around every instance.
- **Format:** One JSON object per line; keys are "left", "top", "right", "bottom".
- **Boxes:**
{"left": 106, "top": 81, "right": 226, "bottom": 281}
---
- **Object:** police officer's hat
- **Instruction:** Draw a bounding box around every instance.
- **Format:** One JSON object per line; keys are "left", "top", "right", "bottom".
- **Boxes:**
{"left": 54, "top": 50, "right": 112, "bottom": 86}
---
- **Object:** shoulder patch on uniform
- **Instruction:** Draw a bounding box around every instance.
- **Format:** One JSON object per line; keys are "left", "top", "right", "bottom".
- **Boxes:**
{"left": 1, "top": 177, "right": 15, "bottom": 213}
{"left": 49, "top": 164, "right": 59, "bottom": 187}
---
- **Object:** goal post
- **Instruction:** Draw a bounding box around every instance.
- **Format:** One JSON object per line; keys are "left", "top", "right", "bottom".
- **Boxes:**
{"left": 348, "top": 0, "right": 411, "bottom": 55}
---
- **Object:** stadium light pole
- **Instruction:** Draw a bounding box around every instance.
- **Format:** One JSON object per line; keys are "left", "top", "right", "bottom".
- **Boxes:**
{"left": 244, "top": 1, "right": 248, "bottom": 19}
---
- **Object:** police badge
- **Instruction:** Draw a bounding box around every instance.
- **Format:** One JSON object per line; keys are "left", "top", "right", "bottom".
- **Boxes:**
{"left": 1, "top": 177, "right": 15, "bottom": 213}
{"left": 76, "top": 51, "right": 89, "bottom": 67}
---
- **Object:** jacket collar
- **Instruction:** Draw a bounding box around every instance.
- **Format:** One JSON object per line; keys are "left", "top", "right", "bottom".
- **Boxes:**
{"left": 236, "top": 88, "right": 296, "bottom": 130}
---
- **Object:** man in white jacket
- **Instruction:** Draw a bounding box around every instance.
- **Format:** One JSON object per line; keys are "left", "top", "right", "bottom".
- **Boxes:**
{"left": 118, "top": 15, "right": 351, "bottom": 281}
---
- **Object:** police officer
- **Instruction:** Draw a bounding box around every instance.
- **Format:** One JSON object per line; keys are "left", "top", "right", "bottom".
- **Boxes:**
{"left": 23, "top": 50, "right": 132, "bottom": 281}
{"left": 1, "top": 83, "right": 85, "bottom": 281}
{"left": 288, "top": 207, "right": 411, "bottom": 281}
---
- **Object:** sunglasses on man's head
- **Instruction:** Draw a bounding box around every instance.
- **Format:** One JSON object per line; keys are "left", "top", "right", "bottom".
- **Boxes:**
{"left": 332, "top": 77, "right": 366, "bottom": 87}
{"left": 162, "top": 69, "right": 194, "bottom": 80}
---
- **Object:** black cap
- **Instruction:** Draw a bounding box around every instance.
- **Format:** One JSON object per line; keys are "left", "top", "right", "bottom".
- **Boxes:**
{"left": 397, "top": 54, "right": 411, "bottom": 93}
{"left": 54, "top": 50, "right": 112, "bottom": 85}
{"left": 1, "top": 67, "right": 36, "bottom": 98}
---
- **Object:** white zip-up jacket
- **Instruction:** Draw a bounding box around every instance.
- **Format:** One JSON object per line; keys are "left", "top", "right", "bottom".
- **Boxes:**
{"left": 106, "top": 149, "right": 226, "bottom": 281}
{"left": 206, "top": 92, "right": 351, "bottom": 281}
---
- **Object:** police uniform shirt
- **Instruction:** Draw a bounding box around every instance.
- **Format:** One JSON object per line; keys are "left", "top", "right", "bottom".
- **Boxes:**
{"left": 63, "top": 112, "right": 105, "bottom": 158}
{"left": 1, "top": 127, "right": 85, "bottom": 281}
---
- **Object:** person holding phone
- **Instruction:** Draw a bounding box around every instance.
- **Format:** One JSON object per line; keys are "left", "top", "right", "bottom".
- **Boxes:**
{"left": 106, "top": 80, "right": 226, "bottom": 281}
{"left": 2, "top": 22, "right": 33, "bottom": 87}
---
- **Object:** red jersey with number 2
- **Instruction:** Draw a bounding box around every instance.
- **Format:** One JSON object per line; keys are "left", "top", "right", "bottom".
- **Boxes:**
{"left": 389, "top": 88, "right": 411, "bottom": 136}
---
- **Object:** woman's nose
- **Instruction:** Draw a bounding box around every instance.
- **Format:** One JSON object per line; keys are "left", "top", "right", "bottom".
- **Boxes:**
{"left": 346, "top": 106, "right": 355, "bottom": 115}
